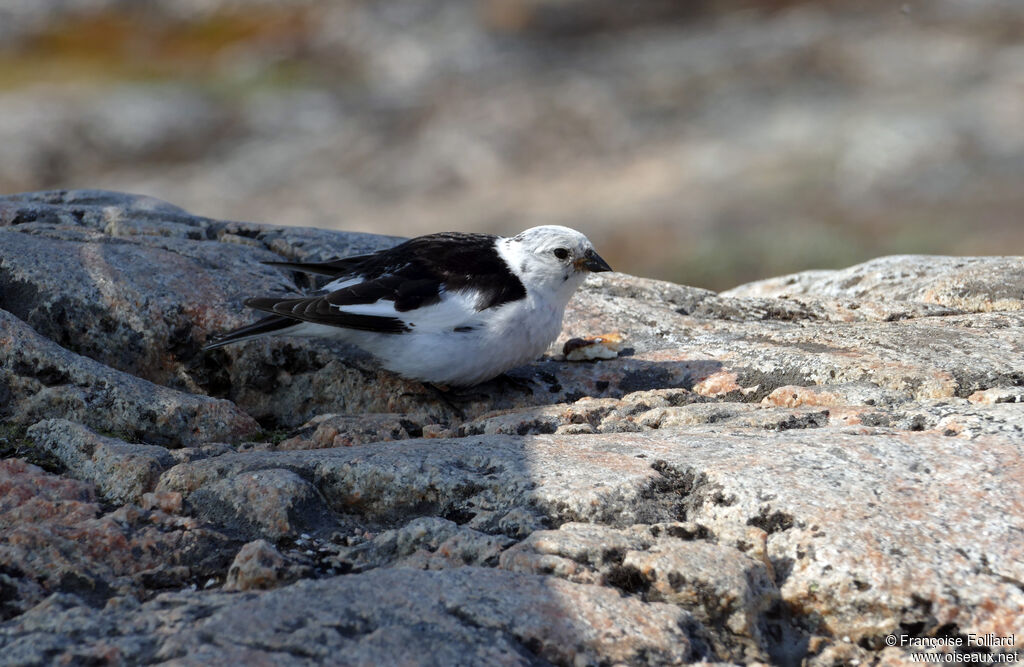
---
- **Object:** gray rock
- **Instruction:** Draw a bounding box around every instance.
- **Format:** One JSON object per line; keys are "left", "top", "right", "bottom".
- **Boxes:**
{"left": 272, "top": 413, "right": 427, "bottom": 450}
{"left": 332, "top": 517, "right": 516, "bottom": 573}
{"left": 27, "top": 419, "right": 176, "bottom": 504}
{"left": 0, "top": 309, "right": 259, "bottom": 447}
{"left": 2, "top": 190, "right": 1023, "bottom": 663}
{"left": 500, "top": 522, "right": 778, "bottom": 662}
{"left": 0, "top": 458, "right": 235, "bottom": 619}
{"left": 724, "top": 255, "right": 1024, "bottom": 313}
{"left": 0, "top": 190, "right": 413, "bottom": 427}
{"left": 224, "top": 539, "right": 307, "bottom": 592}
{"left": 557, "top": 270, "right": 1024, "bottom": 404}
{"left": 185, "top": 467, "right": 335, "bottom": 541}
{"left": 157, "top": 426, "right": 1024, "bottom": 655}
{"left": 155, "top": 434, "right": 670, "bottom": 536}
{"left": 967, "top": 385, "right": 1024, "bottom": 405}
{"left": 0, "top": 190, "right": 394, "bottom": 259}
{"left": 1, "top": 568, "right": 703, "bottom": 666}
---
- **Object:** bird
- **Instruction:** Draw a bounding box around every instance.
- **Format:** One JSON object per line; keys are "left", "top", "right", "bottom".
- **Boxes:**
{"left": 205, "top": 225, "right": 612, "bottom": 386}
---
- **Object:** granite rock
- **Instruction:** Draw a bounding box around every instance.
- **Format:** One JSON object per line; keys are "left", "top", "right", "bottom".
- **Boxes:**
{"left": 153, "top": 427, "right": 1024, "bottom": 654}
{"left": 224, "top": 539, "right": 308, "bottom": 592}
{"left": 500, "top": 522, "right": 779, "bottom": 662}
{"left": 331, "top": 517, "right": 516, "bottom": 573}
{"left": 2, "top": 190, "right": 1023, "bottom": 664}
{"left": 0, "top": 309, "right": 259, "bottom": 447}
{"left": 723, "top": 255, "right": 1024, "bottom": 313}
{"left": 184, "top": 467, "right": 335, "bottom": 541}
{"left": 27, "top": 419, "right": 175, "bottom": 504}
{"left": 1, "top": 569, "right": 703, "bottom": 666}
{"left": 0, "top": 458, "right": 235, "bottom": 619}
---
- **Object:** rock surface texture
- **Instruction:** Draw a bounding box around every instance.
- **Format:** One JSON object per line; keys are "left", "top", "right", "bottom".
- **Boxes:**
{"left": 1, "top": 190, "right": 1022, "bottom": 665}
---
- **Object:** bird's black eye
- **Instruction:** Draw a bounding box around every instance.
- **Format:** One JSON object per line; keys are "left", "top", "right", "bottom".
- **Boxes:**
{"left": 553, "top": 248, "right": 570, "bottom": 260}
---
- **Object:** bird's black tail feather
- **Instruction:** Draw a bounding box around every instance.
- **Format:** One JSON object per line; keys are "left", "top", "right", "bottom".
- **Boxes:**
{"left": 203, "top": 314, "right": 298, "bottom": 350}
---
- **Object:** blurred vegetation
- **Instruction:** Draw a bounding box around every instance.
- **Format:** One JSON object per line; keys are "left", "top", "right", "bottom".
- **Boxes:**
{"left": 0, "top": 8, "right": 318, "bottom": 89}
{"left": 1, "top": 1, "right": 1021, "bottom": 291}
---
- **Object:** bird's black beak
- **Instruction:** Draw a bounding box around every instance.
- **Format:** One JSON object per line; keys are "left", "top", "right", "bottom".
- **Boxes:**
{"left": 576, "top": 248, "right": 613, "bottom": 273}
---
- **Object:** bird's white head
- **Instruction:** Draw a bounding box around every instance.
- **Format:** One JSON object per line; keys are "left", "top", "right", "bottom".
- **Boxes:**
{"left": 499, "top": 225, "right": 612, "bottom": 299}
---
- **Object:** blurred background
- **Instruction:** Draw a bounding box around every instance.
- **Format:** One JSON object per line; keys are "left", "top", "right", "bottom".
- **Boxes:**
{"left": 1, "top": 0, "right": 1021, "bottom": 290}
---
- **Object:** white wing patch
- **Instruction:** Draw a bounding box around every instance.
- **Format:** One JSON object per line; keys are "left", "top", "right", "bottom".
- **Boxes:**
{"left": 404, "top": 289, "right": 482, "bottom": 332}
{"left": 328, "top": 286, "right": 482, "bottom": 333}
{"left": 322, "top": 275, "right": 363, "bottom": 291}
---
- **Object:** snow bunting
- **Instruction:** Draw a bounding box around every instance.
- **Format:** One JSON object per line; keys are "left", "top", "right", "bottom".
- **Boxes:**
{"left": 205, "top": 225, "right": 612, "bottom": 386}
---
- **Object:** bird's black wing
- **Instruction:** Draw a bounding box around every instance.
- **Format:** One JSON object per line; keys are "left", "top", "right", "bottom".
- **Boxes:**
{"left": 230, "top": 232, "right": 528, "bottom": 337}
{"left": 336, "top": 232, "right": 527, "bottom": 311}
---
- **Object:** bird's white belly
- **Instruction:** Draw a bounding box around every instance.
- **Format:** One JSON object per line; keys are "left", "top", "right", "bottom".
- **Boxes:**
{"left": 359, "top": 297, "right": 565, "bottom": 385}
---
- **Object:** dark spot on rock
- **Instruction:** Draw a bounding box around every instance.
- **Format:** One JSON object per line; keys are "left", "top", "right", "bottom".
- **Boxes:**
{"left": 710, "top": 490, "right": 736, "bottom": 506}
{"left": 747, "top": 508, "right": 795, "bottom": 534}
{"left": 57, "top": 572, "right": 113, "bottom": 608}
{"left": 771, "top": 411, "right": 829, "bottom": 431}
{"left": 9, "top": 211, "right": 38, "bottom": 225}
{"left": 0, "top": 574, "right": 25, "bottom": 621}
{"left": 536, "top": 370, "right": 561, "bottom": 393}
{"left": 637, "top": 461, "right": 719, "bottom": 523}
{"left": 520, "top": 636, "right": 544, "bottom": 659}
{"left": 11, "top": 360, "right": 70, "bottom": 387}
{"left": 137, "top": 568, "right": 192, "bottom": 592}
{"left": 771, "top": 556, "right": 796, "bottom": 586}
{"left": 186, "top": 349, "right": 233, "bottom": 397}
{"left": 604, "top": 564, "right": 649, "bottom": 595}
{"left": 399, "top": 419, "right": 424, "bottom": 438}
{"left": 0, "top": 274, "right": 41, "bottom": 322}
{"left": 601, "top": 547, "right": 625, "bottom": 565}
{"left": 168, "top": 321, "right": 198, "bottom": 360}
{"left": 907, "top": 414, "right": 928, "bottom": 431}
{"left": 840, "top": 275, "right": 863, "bottom": 289}
{"left": 860, "top": 412, "right": 891, "bottom": 427}
{"left": 331, "top": 620, "right": 376, "bottom": 639}
{"left": 516, "top": 420, "right": 556, "bottom": 436}
{"left": 665, "top": 524, "right": 711, "bottom": 540}
{"left": 595, "top": 380, "right": 609, "bottom": 392}
{"left": 0, "top": 424, "right": 66, "bottom": 474}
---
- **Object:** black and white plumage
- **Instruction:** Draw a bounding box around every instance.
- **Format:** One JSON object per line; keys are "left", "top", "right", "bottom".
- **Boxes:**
{"left": 205, "top": 225, "right": 612, "bottom": 386}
